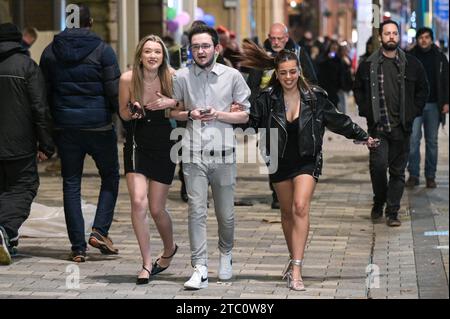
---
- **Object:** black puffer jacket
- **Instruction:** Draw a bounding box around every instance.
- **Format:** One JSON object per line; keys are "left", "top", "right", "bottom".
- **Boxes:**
{"left": 0, "top": 41, "right": 55, "bottom": 160}
{"left": 246, "top": 85, "right": 368, "bottom": 159}
{"left": 40, "top": 28, "right": 120, "bottom": 129}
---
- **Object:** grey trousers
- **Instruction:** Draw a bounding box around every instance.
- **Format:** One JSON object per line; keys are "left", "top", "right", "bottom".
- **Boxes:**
{"left": 183, "top": 160, "right": 236, "bottom": 267}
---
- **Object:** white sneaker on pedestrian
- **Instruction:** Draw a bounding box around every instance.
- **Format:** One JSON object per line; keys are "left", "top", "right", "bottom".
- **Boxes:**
{"left": 184, "top": 265, "right": 208, "bottom": 290}
{"left": 218, "top": 252, "right": 233, "bottom": 281}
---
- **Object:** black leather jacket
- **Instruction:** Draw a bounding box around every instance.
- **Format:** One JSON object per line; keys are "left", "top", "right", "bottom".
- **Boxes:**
{"left": 246, "top": 85, "right": 369, "bottom": 159}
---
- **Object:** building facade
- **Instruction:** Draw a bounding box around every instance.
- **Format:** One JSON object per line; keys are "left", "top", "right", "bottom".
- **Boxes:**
{"left": 1, "top": 0, "right": 446, "bottom": 70}
{"left": 0, "top": 0, "right": 164, "bottom": 71}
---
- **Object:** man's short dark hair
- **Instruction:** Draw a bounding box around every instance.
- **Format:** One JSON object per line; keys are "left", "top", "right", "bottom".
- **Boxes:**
{"left": 190, "top": 20, "right": 207, "bottom": 29}
{"left": 68, "top": 3, "right": 92, "bottom": 28}
{"left": 188, "top": 25, "right": 219, "bottom": 47}
{"left": 379, "top": 20, "right": 400, "bottom": 35}
{"left": 416, "top": 27, "right": 434, "bottom": 41}
{"left": 23, "top": 27, "right": 37, "bottom": 39}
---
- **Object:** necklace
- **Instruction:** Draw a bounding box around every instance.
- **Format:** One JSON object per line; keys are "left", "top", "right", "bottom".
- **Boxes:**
{"left": 143, "top": 74, "right": 159, "bottom": 87}
{"left": 284, "top": 92, "right": 300, "bottom": 112}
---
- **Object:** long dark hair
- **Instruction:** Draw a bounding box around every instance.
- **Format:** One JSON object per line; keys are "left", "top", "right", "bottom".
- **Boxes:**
{"left": 240, "top": 40, "right": 311, "bottom": 93}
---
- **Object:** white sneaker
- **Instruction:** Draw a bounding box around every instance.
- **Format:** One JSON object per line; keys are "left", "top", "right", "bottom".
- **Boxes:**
{"left": 184, "top": 265, "right": 208, "bottom": 290}
{"left": 218, "top": 252, "right": 233, "bottom": 281}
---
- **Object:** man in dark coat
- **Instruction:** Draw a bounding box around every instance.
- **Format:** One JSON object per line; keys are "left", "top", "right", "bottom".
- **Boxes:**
{"left": 40, "top": 4, "right": 121, "bottom": 262}
{"left": 0, "top": 23, "right": 55, "bottom": 265}
{"left": 406, "top": 27, "right": 449, "bottom": 189}
{"left": 354, "top": 20, "right": 429, "bottom": 227}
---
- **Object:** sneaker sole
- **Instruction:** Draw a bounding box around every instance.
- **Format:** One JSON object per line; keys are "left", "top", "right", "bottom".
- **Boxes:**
{"left": 89, "top": 236, "right": 118, "bottom": 255}
{"left": 0, "top": 231, "right": 12, "bottom": 265}
{"left": 184, "top": 281, "right": 208, "bottom": 290}
{"left": 218, "top": 274, "right": 232, "bottom": 281}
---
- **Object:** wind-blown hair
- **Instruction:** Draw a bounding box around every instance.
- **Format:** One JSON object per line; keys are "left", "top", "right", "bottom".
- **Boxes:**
{"left": 240, "top": 40, "right": 311, "bottom": 93}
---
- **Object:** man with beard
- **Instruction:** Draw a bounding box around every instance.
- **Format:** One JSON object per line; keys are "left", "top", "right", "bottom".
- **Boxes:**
{"left": 406, "top": 27, "right": 449, "bottom": 189}
{"left": 354, "top": 20, "right": 429, "bottom": 227}
{"left": 169, "top": 25, "right": 251, "bottom": 289}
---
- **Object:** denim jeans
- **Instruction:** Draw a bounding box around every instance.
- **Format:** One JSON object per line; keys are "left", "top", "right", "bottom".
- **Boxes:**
{"left": 55, "top": 129, "right": 120, "bottom": 252}
{"left": 408, "top": 103, "right": 440, "bottom": 180}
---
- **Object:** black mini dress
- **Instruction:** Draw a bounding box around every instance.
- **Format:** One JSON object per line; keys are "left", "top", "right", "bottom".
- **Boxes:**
{"left": 269, "top": 117, "right": 318, "bottom": 183}
{"left": 123, "top": 110, "right": 176, "bottom": 185}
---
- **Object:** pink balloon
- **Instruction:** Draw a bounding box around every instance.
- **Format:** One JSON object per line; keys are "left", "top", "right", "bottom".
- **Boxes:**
{"left": 175, "top": 11, "right": 191, "bottom": 27}
{"left": 195, "top": 7, "right": 205, "bottom": 20}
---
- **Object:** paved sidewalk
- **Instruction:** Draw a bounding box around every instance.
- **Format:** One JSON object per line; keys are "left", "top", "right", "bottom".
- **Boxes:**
{"left": 0, "top": 104, "right": 448, "bottom": 299}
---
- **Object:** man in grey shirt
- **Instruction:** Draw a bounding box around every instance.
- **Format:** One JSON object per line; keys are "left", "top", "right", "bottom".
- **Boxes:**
{"left": 170, "top": 25, "right": 250, "bottom": 290}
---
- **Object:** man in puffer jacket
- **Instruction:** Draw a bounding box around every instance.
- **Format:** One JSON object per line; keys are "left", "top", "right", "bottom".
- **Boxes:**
{"left": 0, "top": 23, "right": 55, "bottom": 265}
{"left": 40, "top": 4, "right": 121, "bottom": 262}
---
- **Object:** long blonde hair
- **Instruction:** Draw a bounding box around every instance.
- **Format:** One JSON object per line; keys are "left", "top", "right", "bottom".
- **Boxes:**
{"left": 131, "top": 35, "right": 173, "bottom": 103}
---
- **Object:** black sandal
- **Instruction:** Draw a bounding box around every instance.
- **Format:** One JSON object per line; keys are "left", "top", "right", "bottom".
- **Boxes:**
{"left": 136, "top": 265, "right": 152, "bottom": 285}
{"left": 150, "top": 244, "right": 178, "bottom": 276}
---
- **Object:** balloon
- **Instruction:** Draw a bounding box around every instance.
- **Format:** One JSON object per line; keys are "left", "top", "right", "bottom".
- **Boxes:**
{"left": 195, "top": 7, "right": 205, "bottom": 20}
{"left": 203, "top": 14, "right": 215, "bottom": 27}
{"left": 175, "top": 11, "right": 191, "bottom": 27}
{"left": 166, "top": 7, "right": 177, "bottom": 21}
{"left": 166, "top": 20, "right": 179, "bottom": 33}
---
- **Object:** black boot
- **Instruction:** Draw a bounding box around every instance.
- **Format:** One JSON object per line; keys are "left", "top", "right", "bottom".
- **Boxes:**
{"left": 371, "top": 203, "right": 384, "bottom": 222}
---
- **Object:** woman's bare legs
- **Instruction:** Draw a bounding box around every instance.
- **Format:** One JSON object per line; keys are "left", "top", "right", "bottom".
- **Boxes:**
{"left": 290, "top": 175, "right": 316, "bottom": 282}
{"left": 147, "top": 180, "right": 175, "bottom": 268}
{"left": 273, "top": 179, "right": 295, "bottom": 254}
{"left": 273, "top": 174, "right": 316, "bottom": 285}
{"left": 127, "top": 173, "right": 151, "bottom": 279}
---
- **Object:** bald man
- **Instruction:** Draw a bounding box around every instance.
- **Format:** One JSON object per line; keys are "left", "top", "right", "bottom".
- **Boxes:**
{"left": 247, "top": 23, "right": 317, "bottom": 103}
{"left": 246, "top": 22, "right": 318, "bottom": 209}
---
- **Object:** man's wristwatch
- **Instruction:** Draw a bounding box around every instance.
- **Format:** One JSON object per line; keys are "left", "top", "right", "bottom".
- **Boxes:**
{"left": 187, "top": 110, "right": 193, "bottom": 121}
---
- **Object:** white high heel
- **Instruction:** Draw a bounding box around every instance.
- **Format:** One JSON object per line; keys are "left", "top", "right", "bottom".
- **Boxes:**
{"left": 282, "top": 259, "right": 305, "bottom": 291}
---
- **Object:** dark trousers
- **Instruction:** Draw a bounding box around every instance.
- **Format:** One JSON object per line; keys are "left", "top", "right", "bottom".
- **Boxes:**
{"left": 369, "top": 127, "right": 410, "bottom": 217}
{"left": 0, "top": 156, "right": 39, "bottom": 240}
{"left": 269, "top": 182, "right": 278, "bottom": 202}
{"left": 55, "top": 129, "right": 120, "bottom": 252}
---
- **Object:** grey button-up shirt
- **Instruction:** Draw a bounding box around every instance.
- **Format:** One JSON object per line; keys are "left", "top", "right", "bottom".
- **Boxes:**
{"left": 173, "top": 62, "right": 251, "bottom": 152}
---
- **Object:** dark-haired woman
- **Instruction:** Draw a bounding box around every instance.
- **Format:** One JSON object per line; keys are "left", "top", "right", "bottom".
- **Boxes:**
{"left": 119, "top": 35, "right": 178, "bottom": 285}
{"left": 239, "top": 41, "right": 378, "bottom": 291}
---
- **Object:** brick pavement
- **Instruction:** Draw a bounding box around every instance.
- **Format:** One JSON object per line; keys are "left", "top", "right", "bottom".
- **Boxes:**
{"left": 0, "top": 102, "right": 448, "bottom": 299}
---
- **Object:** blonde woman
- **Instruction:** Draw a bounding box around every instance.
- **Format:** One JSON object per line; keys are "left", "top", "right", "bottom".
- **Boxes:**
{"left": 119, "top": 35, "right": 178, "bottom": 284}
